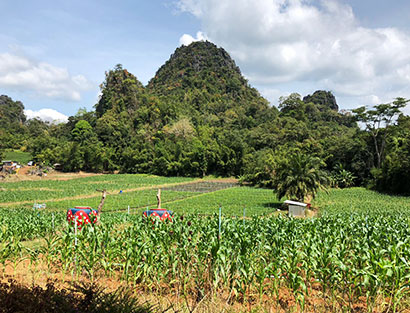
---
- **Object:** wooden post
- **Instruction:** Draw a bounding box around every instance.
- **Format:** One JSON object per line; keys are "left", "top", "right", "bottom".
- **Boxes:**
{"left": 157, "top": 189, "right": 161, "bottom": 209}
{"left": 96, "top": 189, "right": 107, "bottom": 215}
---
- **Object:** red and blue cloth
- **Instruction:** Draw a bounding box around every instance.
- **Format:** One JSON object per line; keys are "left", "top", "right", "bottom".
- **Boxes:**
{"left": 143, "top": 209, "right": 173, "bottom": 221}
{"left": 67, "top": 207, "right": 98, "bottom": 228}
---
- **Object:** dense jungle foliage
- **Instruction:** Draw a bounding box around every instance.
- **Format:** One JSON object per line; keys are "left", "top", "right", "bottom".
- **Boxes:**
{"left": 0, "top": 41, "right": 409, "bottom": 195}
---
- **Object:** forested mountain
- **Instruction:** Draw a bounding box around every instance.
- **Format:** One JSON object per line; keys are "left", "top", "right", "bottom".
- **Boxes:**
{"left": 88, "top": 42, "right": 277, "bottom": 177}
{"left": 1, "top": 41, "right": 409, "bottom": 194}
{"left": 148, "top": 41, "right": 272, "bottom": 128}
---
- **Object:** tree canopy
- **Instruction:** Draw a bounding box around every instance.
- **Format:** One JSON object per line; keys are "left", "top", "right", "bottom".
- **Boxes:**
{"left": 272, "top": 154, "right": 328, "bottom": 202}
{"left": 353, "top": 98, "right": 409, "bottom": 169}
{"left": 0, "top": 41, "right": 409, "bottom": 196}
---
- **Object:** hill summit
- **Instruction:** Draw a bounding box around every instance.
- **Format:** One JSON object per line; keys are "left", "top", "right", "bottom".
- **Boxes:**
{"left": 148, "top": 41, "right": 271, "bottom": 126}
{"left": 2, "top": 40, "right": 364, "bottom": 180}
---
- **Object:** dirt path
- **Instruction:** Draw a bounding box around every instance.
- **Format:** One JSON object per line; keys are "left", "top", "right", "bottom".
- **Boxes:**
{"left": 0, "top": 179, "right": 208, "bottom": 207}
{"left": 109, "top": 184, "right": 236, "bottom": 213}
{"left": 4, "top": 170, "right": 102, "bottom": 182}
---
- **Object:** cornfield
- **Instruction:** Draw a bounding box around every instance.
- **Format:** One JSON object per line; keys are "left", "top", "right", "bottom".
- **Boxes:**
{"left": 2, "top": 210, "right": 409, "bottom": 311}
{"left": 1, "top": 175, "right": 410, "bottom": 311}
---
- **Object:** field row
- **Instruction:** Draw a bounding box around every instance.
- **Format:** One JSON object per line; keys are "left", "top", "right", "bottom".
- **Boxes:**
{"left": 3, "top": 187, "right": 410, "bottom": 243}
{"left": 1, "top": 174, "right": 283, "bottom": 216}
{"left": 2, "top": 176, "right": 410, "bottom": 311}
{"left": 2, "top": 211, "right": 410, "bottom": 311}
{"left": 0, "top": 174, "right": 195, "bottom": 204}
{"left": 313, "top": 187, "right": 410, "bottom": 214}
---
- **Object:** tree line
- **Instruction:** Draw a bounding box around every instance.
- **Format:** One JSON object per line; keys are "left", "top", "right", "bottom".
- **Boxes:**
{"left": 0, "top": 41, "right": 409, "bottom": 196}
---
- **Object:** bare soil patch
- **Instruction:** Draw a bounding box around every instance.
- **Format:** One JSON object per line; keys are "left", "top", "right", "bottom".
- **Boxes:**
{"left": 4, "top": 170, "right": 102, "bottom": 182}
{"left": 1, "top": 261, "right": 400, "bottom": 313}
{"left": 4, "top": 187, "right": 60, "bottom": 192}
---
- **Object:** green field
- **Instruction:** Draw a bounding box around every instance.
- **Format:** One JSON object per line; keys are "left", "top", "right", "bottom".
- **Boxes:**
{"left": 2, "top": 174, "right": 410, "bottom": 216}
{"left": 313, "top": 187, "right": 410, "bottom": 214}
{"left": 1, "top": 174, "right": 410, "bottom": 312}
{"left": 162, "top": 186, "right": 279, "bottom": 215}
{"left": 2, "top": 150, "right": 32, "bottom": 164}
{"left": 0, "top": 174, "right": 278, "bottom": 215}
{"left": 0, "top": 174, "right": 195, "bottom": 206}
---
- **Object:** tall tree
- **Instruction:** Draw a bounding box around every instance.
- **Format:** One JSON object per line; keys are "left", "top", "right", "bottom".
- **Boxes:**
{"left": 374, "top": 115, "right": 410, "bottom": 194}
{"left": 353, "top": 98, "right": 409, "bottom": 168}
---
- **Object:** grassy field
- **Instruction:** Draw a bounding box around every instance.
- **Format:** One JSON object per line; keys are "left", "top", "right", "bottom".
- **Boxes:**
{"left": 2, "top": 150, "right": 32, "bottom": 164}
{"left": 313, "top": 187, "right": 410, "bottom": 214}
{"left": 162, "top": 186, "right": 279, "bottom": 215}
{"left": 2, "top": 173, "right": 410, "bottom": 215}
{"left": 1, "top": 174, "right": 278, "bottom": 215}
{"left": 0, "top": 174, "right": 196, "bottom": 206}
{"left": 1, "top": 174, "right": 410, "bottom": 312}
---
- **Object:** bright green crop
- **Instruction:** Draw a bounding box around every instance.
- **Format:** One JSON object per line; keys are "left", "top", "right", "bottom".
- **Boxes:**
{"left": 1, "top": 181, "right": 410, "bottom": 311}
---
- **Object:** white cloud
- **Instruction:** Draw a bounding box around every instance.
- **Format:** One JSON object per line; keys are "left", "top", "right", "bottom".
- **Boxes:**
{"left": 0, "top": 51, "right": 92, "bottom": 101}
{"left": 179, "top": 31, "right": 208, "bottom": 46}
{"left": 25, "top": 108, "right": 68, "bottom": 124}
{"left": 176, "top": 0, "right": 410, "bottom": 109}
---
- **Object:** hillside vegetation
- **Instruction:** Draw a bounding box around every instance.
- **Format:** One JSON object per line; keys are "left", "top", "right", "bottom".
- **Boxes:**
{"left": 0, "top": 41, "right": 409, "bottom": 195}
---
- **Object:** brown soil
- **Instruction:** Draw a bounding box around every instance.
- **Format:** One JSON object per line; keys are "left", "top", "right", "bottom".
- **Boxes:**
{"left": 4, "top": 187, "right": 60, "bottom": 192}
{"left": 46, "top": 172, "right": 103, "bottom": 181}
{"left": 16, "top": 166, "right": 33, "bottom": 176}
{"left": 2, "top": 260, "right": 407, "bottom": 313}
{"left": 5, "top": 170, "right": 102, "bottom": 182}
{"left": 204, "top": 177, "right": 239, "bottom": 183}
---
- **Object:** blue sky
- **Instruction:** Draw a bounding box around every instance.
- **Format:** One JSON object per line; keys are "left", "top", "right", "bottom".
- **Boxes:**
{"left": 1, "top": 0, "right": 410, "bottom": 122}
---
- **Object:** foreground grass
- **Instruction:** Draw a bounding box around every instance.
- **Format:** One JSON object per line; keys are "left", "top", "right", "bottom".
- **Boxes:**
{"left": 0, "top": 280, "right": 156, "bottom": 313}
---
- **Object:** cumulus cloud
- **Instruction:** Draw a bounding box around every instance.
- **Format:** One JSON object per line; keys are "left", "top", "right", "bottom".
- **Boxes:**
{"left": 0, "top": 52, "right": 92, "bottom": 101}
{"left": 25, "top": 108, "right": 68, "bottom": 124}
{"left": 176, "top": 0, "right": 410, "bottom": 108}
{"left": 179, "top": 31, "right": 208, "bottom": 46}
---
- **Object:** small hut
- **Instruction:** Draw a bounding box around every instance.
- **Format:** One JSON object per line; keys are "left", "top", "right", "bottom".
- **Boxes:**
{"left": 284, "top": 200, "right": 307, "bottom": 217}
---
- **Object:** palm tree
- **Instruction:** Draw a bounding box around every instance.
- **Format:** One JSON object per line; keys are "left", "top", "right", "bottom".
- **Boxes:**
{"left": 273, "top": 154, "right": 328, "bottom": 202}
